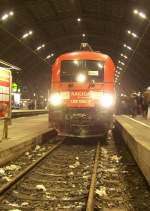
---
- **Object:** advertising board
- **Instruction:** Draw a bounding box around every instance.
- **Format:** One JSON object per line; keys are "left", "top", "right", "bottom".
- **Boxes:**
{"left": 0, "top": 68, "right": 11, "bottom": 119}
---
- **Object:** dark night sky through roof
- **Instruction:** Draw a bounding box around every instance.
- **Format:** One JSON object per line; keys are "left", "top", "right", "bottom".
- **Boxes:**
{"left": 0, "top": 0, "right": 150, "bottom": 95}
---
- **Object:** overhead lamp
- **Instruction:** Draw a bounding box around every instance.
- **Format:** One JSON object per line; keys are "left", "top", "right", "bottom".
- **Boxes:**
{"left": 22, "top": 33, "right": 28, "bottom": 39}
{"left": 132, "top": 32, "right": 138, "bottom": 38}
{"left": 127, "top": 30, "right": 131, "bottom": 34}
{"left": 36, "top": 44, "right": 45, "bottom": 51}
{"left": 139, "top": 12, "right": 147, "bottom": 19}
{"left": 9, "top": 11, "right": 14, "bottom": 16}
{"left": 1, "top": 11, "right": 14, "bottom": 21}
{"left": 1, "top": 14, "right": 8, "bottom": 20}
{"left": 36, "top": 46, "right": 41, "bottom": 51}
{"left": 117, "top": 67, "right": 123, "bottom": 71}
{"left": 127, "top": 30, "right": 138, "bottom": 38}
{"left": 120, "top": 53, "right": 128, "bottom": 59}
{"left": 46, "top": 53, "right": 54, "bottom": 59}
{"left": 133, "top": 9, "right": 147, "bottom": 19}
{"left": 123, "top": 43, "right": 132, "bottom": 51}
{"left": 77, "top": 18, "right": 81, "bottom": 22}
{"left": 118, "top": 61, "right": 125, "bottom": 65}
{"left": 22, "top": 30, "right": 33, "bottom": 39}
{"left": 82, "top": 33, "right": 86, "bottom": 37}
{"left": 134, "top": 9, "right": 138, "bottom": 14}
{"left": 46, "top": 55, "right": 51, "bottom": 59}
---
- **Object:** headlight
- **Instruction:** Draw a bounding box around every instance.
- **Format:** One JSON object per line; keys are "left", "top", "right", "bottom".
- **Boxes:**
{"left": 100, "top": 93, "right": 114, "bottom": 108}
{"left": 76, "top": 73, "right": 86, "bottom": 83}
{"left": 49, "top": 93, "right": 62, "bottom": 106}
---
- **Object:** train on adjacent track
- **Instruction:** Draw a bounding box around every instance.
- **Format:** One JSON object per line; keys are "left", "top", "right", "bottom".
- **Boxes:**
{"left": 48, "top": 43, "right": 115, "bottom": 138}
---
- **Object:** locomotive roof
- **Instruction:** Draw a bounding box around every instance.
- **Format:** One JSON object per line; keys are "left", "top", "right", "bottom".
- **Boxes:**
{"left": 57, "top": 51, "right": 111, "bottom": 62}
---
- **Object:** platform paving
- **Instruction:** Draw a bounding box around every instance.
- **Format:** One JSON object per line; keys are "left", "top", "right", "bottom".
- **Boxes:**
{"left": 115, "top": 115, "right": 150, "bottom": 185}
{"left": 0, "top": 114, "right": 55, "bottom": 166}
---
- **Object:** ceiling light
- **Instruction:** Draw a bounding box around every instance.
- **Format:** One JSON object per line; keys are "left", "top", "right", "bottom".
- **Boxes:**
{"left": 134, "top": 9, "right": 138, "bottom": 14}
{"left": 77, "top": 18, "right": 81, "bottom": 22}
{"left": 127, "top": 30, "right": 138, "bottom": 38}
{"left": 22, "top": 30, "right": 33, "bottom": 39}
{"left": 46, "top": 53, "right": 54, "bottom": 59}
{"left": 117, "top": 67, "right": 123, "bottom": 71}
{"left": 127, "top": 46, "right": 132, "bottom": 50}
{"left": 139, "top": 12, "right": 146, "bottom": 19}
{"left": 36, "top": 46, "right": 42, "bottom": 51}
{"left": 133, "top": 9, "right": 147, "bottom": 19}
{"left": 1, "top": 14, "right": 9, "bottom": 20}
{"left": 118, "top": 61, "right": 125, "bottom": 65}
{"left": 46, "top": 55, "right": 51, "bottom": 59}
{"left": 132, "top": 32, "right": 138, "bottom": 38}
{"left": 36, "top": 44, "right": 45, "bottom": 51}
{"left": 22, "top": 33, "right": 28, "bottom": 39}
{"left": 9, "top": 11, "right": 14, "bottom": 16}
{"left": 123, "top": 44, "right": 132, "bottom": 50}
{"left": 1, "top": 11, "right": 14, "bottom": 21}
{"left": 120, "top": 53, "right": 128, "bottom": 59}
{"left": 82, "top": 33, "right": 86, "bottom": 37}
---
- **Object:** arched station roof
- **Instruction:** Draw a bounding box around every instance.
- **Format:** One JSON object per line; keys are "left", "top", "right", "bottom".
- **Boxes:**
{"left": 0, "top": 0, "right": 150, "bottom": 93}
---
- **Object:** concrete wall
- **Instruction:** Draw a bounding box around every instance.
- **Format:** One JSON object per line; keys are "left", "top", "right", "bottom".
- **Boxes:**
{"left": 115, "top": 119, "right": 150, "bottom": 185}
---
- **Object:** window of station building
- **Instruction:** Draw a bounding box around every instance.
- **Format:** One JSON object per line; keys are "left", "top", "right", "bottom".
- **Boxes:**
{"left": 60, "top": 60, "right": 104, "bottom": 82}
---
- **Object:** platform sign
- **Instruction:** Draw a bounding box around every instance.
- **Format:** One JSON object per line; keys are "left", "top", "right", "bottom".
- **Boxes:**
{"left": 0, "top": 68, "right": 11, "bottom": 119}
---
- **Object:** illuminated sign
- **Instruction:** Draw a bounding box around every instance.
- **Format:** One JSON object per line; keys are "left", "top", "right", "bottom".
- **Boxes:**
{"left": 12, "top": 82, "right": 18, "bottom": 92}
{"left": 0, "top": 68, "right": 11, "bottom": 118}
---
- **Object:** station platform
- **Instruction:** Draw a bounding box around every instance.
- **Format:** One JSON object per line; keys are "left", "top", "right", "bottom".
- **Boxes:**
{"left": 115, "top": 115, "right": 150, "bottom": 185}
{"left": 0, "top": 114, "right": 55, "bottom": 166}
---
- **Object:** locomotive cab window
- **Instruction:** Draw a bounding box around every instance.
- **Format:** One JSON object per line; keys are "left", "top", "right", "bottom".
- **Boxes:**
{"left": 60, "top": 60, "right": 104, "bottom": 82}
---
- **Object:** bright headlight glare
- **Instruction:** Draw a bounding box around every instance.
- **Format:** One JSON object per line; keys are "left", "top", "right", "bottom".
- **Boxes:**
{"left": 49, "top": 93, "right": 62, "bottom": 106}
{"left": 100, "top": 93, "right": 114, "bottom": 108}
{"left": 76, "top": 73, "right": 86, "bottom": 83}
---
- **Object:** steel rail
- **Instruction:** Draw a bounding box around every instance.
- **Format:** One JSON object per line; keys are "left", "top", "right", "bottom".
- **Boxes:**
{"left": 0, "top": 139, "right": 63, "bottom": 200}
{"left": 86, "top": 141, "right": 100, "bottom": 211}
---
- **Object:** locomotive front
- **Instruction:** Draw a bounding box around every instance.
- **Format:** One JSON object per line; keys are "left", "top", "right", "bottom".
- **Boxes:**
{"left": 49, "top": 50, "right": 115, "bottom": 137}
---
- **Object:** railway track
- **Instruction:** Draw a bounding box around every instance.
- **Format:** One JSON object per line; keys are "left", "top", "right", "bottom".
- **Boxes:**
{"left": 0, "top": 132, "right": 149, "bottom": 211}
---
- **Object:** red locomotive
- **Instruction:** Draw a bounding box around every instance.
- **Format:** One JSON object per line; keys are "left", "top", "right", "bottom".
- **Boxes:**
{"left": 49, "top": 43, "right": 115, "bottom": 137}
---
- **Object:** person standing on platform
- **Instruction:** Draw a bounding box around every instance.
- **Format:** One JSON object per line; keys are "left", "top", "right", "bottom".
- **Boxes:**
{"left": 129, "top": 94, "right": 138, "bottom": 118}
{"left": 143, "top": 89, "right": 150, "bottom": 119}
